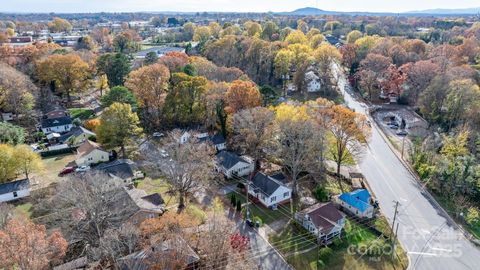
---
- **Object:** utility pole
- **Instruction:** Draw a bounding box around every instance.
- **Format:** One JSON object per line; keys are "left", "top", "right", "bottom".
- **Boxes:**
{"left": 391, "top": 201, "right": 399, "bottom": 239}
{"left": 392, "top": 223, "right": 399, "bottom": 261}
{"left": 401, "top": 136, "right": 406, "bottom": 159}
{"left": 390, "top": 201, "right": 400, "bottom": 264}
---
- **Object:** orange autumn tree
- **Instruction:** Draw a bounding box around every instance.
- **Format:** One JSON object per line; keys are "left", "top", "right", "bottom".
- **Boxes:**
{"left": 325, "top": 105, "right": 370, "bottom": 192}
{"left": 0, "top": 217, "right": 68, "bottom": 270}
{"left": 224, "top": 80, "right": 262, "bottom": 114}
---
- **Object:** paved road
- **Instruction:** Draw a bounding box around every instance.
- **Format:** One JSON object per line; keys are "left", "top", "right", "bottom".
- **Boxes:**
{"left": 334, "top": 64, "right": 480, "bottom": 270}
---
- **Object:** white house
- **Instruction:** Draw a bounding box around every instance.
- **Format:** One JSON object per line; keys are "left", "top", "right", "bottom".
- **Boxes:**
{"left": 0, "top": 179, "right": 30, "bottom": 203}
{"left": 41, "top": 116, "right": 73, "bottom": 134}
{"left": 59, "top": 126, "right": 96, "bottom": 145}
{"left": 295, "top": 202, "right": 346, "bottom": 244}
{"left": 215, "top": 151, "right": 254, "bottom": 178}
{"left": 75, "top": 140, "right": 109, "bottom": 166}
{"left": 305, "top": 70, "right": 321, "bottom": 93}
{"left": 248, "top": 172, "right": 292, "bottom": 208}
{"left": 178, "top": 131, "right": 209, "bottom": 144}
{"left": 336, "top": 189, "right": 375, "bottom": 219}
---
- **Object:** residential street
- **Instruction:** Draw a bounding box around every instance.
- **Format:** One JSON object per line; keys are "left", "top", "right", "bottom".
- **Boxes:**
{"left": 334, "top": 64, "right": 480, "bottom": 270}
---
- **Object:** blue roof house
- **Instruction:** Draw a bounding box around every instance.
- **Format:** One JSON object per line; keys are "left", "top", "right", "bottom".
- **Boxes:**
{"left": 0, "top": 179, "right": 30, "bottom": 203}
{"left": 337, "top": 189, "right": 374, "bottom": 218}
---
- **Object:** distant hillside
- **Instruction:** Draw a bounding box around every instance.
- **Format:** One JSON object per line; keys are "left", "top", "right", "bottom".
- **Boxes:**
{"left": 288, "top": 7, "right": 336, "bottom": 16}
{"left": 407, "top": 7, "right": 480, "bottom": 15}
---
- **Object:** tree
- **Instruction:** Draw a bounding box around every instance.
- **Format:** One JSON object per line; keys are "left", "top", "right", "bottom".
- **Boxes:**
{"left": 261, "top": 21, "right": 279, "bottom": 41}
{"left": 232, "top": 107, "right": 275, "bottom": 169}
{"left": 273, "top": 103, "right": 324, "bottom": 196}
{"left": 309, "top": 34, "right": 325, "bottom": 49}
{"left": 125, "top": 63, "right": 170, "bottom": 129}
{"left": 13, "top": 144, "right": 43, "bottom": 180}
{"left": 75, "top": 36, "right": 96, "bottom": 51}
{"left": 0, "top": 144, "right": 17, "bottom": 183}
{"left": 36, "top": 54, "right": 90, "bottom": 103}
{"left": 208, "top": 22, "right": 222, "bottom": 38}
{"left": 274, "top": 49, "right": 293, "bottom": 78}
{"left": 100, "top": 86, "right": 138, "bottom": 110}
{"left": 244, "top": 21, "right": 262, "bottom": 37}
{"left": 216, "top": 99, "right": 228, "bottom": 137}
{"left": 113, "top": 30, "right": 140, "bottom": 53}
{"left": 224, "top": 80, "right": 262, "bottom": 114}
{"left": 285, "top": 30, "right": 307, "bottom": 45}
{"left": 146, "top": 132, "right": 215, "bottom": 210}
{"left": 346, "top": 30, "right": 363, "bottom": 44}
{"left": 193, "top": 26, "right": 211, "bottom": 44}
{"left": 443, "top": 79, "right": 480, "bottom": 130}
{"left": 0, "top": 63, "right": 36, "bottom": 119}
{"left": 144, "top": 51, "right": 158, "bottom": 65}
{"left": 39, "top": 173, "right": 140, "bottom": 260}
{"left": 0, "top": 217, "right": 67, "bottom": 270}
{"left": 0, "top": 122, "right": 25, "bottom": 145}
{"left": 47, "top": 17, "right": 72, "bottom": 32}
{"left": 314, "top": 43, "right": 342, "bottom": 93}
{"left": 163, "top": 73, "right": 208, "bottom": 125}
{"left": 403, "top": 60, "right": 440, "bottom": 103}
{"left": 96, "top": 53, "right": 131, "bottom": 86}
{"left": 97, "top": 74, "right": 109, "bottom": 97}
{"left": 97, "top": 103, "right": 142, "bottom": 158}
{"left": 182, "top": 22, "right": 196, "bottom": 41}
{"left": 324, "top": 105, "right": 370, "bottom": 191}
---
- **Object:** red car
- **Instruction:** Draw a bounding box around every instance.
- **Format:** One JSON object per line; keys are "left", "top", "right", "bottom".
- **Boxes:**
{"left": 59, "top": 166, "right": 75, "bottom": 177}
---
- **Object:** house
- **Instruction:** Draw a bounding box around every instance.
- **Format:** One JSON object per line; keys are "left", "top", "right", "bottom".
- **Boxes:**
{"left": 198, "top": 133, "right": 226, "bottom": 151}
{"left": 336, "top": 189, "right": 374, "bottom": 218}
{"left": 178, "top": 131, "right": 209, "bottom": 144}
{"left": 7, "top": 36, "right": 33, "bottom": 47}
{"left": 0, "top": 179, "right": 30, "bottom": 203}
{"left": 44, "top": 104, "right": 68, "bottom": 119}
{"left": 41, "top": 116, "right": 73, "bottom": 134}
{"left": 215, "top": 151, "right": 254, "bottom": 178}
{"left": 248, "top": 172, "right": 292, "bottom": 208}
{"left": 58, "top": 126, "right": 96, "bottom": 145}
{"left": 305, "top": 70, "right": 321, "bottom": 93}
{"left": 295, "top": 202, "right": 345, "bottom": 244}
{"left": 117, "top": 236, "right": 199, "bottom": 270}
{"left": 134, "top": 46, "right": 185, "bottom": 59}
{"left": 75, "top": 140, "right": 109, "bottom": 166}
{"left": 125, "top": 188, "right": 165, "bottom": 224}
{"left": 94, "top": 159, "right": 144, "bottom": 182}
{"left": 1, "top": 112, "right": 13, "bottom": 122}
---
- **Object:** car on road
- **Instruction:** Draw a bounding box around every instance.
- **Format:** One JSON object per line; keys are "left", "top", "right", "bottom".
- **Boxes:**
{"left": 59, "top": 166, "right": 75, "bottom": 176}
{"left": 75, "top": 165, "right": 91, "bottom": 173}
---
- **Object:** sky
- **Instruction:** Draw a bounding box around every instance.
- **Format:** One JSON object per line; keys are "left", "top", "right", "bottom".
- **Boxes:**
{"left": 1, "top": 0, "right": 478, "bottom": 13}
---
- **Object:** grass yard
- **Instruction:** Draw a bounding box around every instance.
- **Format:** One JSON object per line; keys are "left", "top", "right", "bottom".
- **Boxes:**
{"left": 227, "top": 192, "right": 291, "bottom": 225}
{"left": 272, "top": 218, "right": 407, "bottom": 270}
{"left": 136, "top": 177, "right": 178, "bottom": 207}
{"left": 31, "top": 153, "right": 76, "bottom": 188}
{"left": 68, "top": 108, "right": 95, "bottom": 120}
{"left": 15, "top": 202, "right": 33, "bottom": 218}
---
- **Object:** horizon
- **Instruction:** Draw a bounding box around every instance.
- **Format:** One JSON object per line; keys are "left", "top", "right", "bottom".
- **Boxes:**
{"left": 1, "top": 0, "right": 478, "bottom": 14}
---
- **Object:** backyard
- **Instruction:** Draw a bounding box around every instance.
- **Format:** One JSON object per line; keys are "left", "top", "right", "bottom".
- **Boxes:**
{"left": 136, "top": 177, "right": 179, "bottom": 208}
{"left": 30, "top": 153, "right": 76, "bottom": 188}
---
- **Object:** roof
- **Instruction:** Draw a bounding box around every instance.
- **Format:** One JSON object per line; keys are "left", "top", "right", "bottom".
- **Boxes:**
{"left": 216, "top": 151, "right": 250, "bottom": 170}
{"left": 117, "top": 236, "right": 199, "bottom": 270}
{"left": 94, "top": 159, "right": 137, "bottom": 179}
{"left": 126, "top": 188, "right": 165, "bottom": 213}
{"left": 270, "top": 172, "right": 288, "bottom": 184}
{"left": 210, "top": 133, "right": 226, "bottom": 145}
{"left": 59, "top": 126, "right": 95, "bottom": 143}
{"left": 44, "top": 104, "right": 66, "bottom": 114}
{"left": 77, "top": 140, "right": 106, "bottom": 158}
{"left": 339, "top": 189, "right": 371, "bottom": 212}
{"left": 301, "top": 202, "right": 344, "bottom": 234}
{"left": 41, "top": 116, "right": 72, "bottom": 128}
{"left": 0, "top": 179, "right": 30, "bottom": 195}
{"left": 251, "top": 172, "right": 284, "bottom": 197}
{"left": 134, "top": 46, "right": 185, "bottom": 58}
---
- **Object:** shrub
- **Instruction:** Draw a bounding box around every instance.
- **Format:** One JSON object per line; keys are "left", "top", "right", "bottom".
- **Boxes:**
{"left": 313, "top": 185, "right": 329, "bottom": 202}
{"left": 84, "top": 118, "right": 100, "bottom": 131}
{"left": 252, "top": 216, "right": 263, "bottom": 227}
{"left": 133, "top": 180, "right": 140, "bottom": 188}
{"left": 186, "top": 205, "right": 207, "bottom": 224}
{"left": 466, "top": 207, "right": 480, "bottom": 226}
{"left": 318, "top": 247, "right": 333, "bottom": 264}
{"left": 88, "top": 135, "right": 97, "bottom": 142}
{"left": 236, "top": 200, "right": 242, "bottom": 212}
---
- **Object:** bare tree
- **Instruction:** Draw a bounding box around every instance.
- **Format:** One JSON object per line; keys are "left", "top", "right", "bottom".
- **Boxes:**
{"left": 92, "top": 223, "right": 140, "bottom": 265}
{"left": 274, "top": 117, "right": 325, "bottom": 197}
{"left": 146, "top": 131, "right": 216, "bottom": 210}
{"left": 232, "top": 107, "right": 275, "bottom": 170}
{"left": 39, "top": 172, "right": 139, "bottom": 260}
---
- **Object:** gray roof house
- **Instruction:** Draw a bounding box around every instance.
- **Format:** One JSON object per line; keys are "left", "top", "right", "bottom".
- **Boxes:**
{"left": 58, "top": 126, "right": 96, "bottom": 145}
{"left": 0, "top": 179, "right": 30, "bottom": 202}
{"left": 41, "top": 116, "right": 73, "bottom": 134}
{"left": 94, "top": 159, "right": 143, "bottom": 181}
{"left": 215, "top": 151, "right": 254, "bottom": 178}
{"left": 249, "top": 172, "right": 292, "bottom": 208}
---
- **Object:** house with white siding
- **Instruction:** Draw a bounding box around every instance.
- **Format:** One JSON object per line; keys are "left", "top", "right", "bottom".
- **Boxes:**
{"left": 75, "top": 140, "right": 109, "bottom": 166}
{"left": 295, "top": 202, "right": 345, "bottom": 244}
{"left": 249, "top": 172, "right": 291, "bottom": 208}
{"left": 336, "top": 189, "right": 374, "bottom": 218}
{"left": 215, "top": 151, "right": 254, "bottom": 178}
{"left": 41, "top": 116, "right": 73, "bottom": 134}
{"left": 0, "top": 179, "right": 30, "bottom": 203}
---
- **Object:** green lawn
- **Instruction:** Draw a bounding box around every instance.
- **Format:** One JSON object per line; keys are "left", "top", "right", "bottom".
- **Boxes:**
{"left": 227, "top": 192, "right": 291, "bottom": 225}
{"left": 31, "top": 153, "right": 76, "bottom": 187}
{"left": 271, "top": 218, "right": 407, "bottom": 270}
{"left": 15, "top": 202, "right": 33, "bottom": 218}
{"left": 68, "top": 108, "right": 95, "bottom": 120}
{"left": 136, "top": 177, "right": 178, "bottom": 207}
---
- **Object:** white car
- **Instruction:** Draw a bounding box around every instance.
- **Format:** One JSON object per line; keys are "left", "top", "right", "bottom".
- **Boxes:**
{"left": 160, "top": 149, "right": 169, "bottom": 158}
{"left": 152, "top": 132, "right": 164, "bottom": 138}
{"left": 75, "top": 165, "right": 91, "bottom": 172}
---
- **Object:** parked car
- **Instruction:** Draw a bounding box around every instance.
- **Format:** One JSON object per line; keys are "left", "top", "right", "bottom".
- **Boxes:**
{"left": 59, "top": 166, "right": 75, "bottom": 176}
{"left": 152, "top": 132, "right": 164, "bottom": 138}
{"left": 396, "top": 130, "right": 408, "bottom": 136}
{"left": 160, "top": 149, "right": 169, "bottom": 158}
{"left": 75, "top": 165, "right": 91, "bottom": 172}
